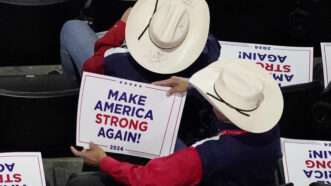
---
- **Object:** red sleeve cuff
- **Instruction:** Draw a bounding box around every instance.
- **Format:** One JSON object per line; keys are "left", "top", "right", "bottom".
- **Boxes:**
{"left": 99, "top": 156, "right": 120, "bottom": 172}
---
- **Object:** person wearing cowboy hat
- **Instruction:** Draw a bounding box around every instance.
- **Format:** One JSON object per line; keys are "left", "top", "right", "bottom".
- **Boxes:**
{"left": 64, "top": 0, "right": 220, "bottom": 167}
{"left": 60, "top": 0, "right": 220, "bottom": 81}
{"left": 97, "top": 0, "right": 221, "bottom": 149}
{"left": 69, "top": 59, "right": 284, "bottom": 186}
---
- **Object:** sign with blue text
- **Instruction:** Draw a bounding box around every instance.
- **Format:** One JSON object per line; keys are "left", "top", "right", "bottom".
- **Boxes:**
{"left": 281, "top": 138, "right": 331, "bottom": 185}
{"left": 0, "top": 152, "right": 46, "bottom": 186}
{"left": 321, "top": 43, "right": 331, "bottom": 88}
{"left": 219, "top": 41, "right": 314, "bottom": 87}
{"left": 77, "top": 72, "right": 186, "bottom": 159}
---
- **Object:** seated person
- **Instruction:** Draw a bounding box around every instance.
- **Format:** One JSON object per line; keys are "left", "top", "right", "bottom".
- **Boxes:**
{"left": 68, "top": 60, "right": 284, "bottom": 186}
{"left": 60, "top": 8, "right": 131, "bottom": 77}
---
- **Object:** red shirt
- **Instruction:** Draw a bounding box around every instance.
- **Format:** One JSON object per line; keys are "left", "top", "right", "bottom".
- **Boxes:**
{"left": 99, "top": 147, "right": 202, "bottom": 186}
{"left": 82, "top": 20, "right": 126, "bottom": 74}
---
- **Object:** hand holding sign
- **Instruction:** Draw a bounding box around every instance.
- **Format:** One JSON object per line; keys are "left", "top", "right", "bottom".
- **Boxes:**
{"left": 71, "top": 143, "right": 106, "bottom": 167}
{"left": 152, "top": 76, "right": 189, "bottom": 95}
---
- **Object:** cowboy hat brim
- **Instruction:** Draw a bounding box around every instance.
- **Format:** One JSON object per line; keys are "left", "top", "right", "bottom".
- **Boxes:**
{"left": 189, "top": 60, "right": 284, "bottom": 133}
{"left": 126, "top": 0, "right": 210, "bottom": 74}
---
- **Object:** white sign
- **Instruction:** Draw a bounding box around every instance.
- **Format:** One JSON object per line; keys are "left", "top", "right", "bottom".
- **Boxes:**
{"left": 219, "top": 41, "right": 314, "bottom": 87}
{"left": 321, "top": 43, "right": 331, "bottom": 88}
{"left": 281, "top": 138, "right": 331, "bottom": 185}
{"left": 0, "top": 152, "right": 46, "bottom": 186}
{"left": 77, "top": 72, "right": 186, "bottom": 159}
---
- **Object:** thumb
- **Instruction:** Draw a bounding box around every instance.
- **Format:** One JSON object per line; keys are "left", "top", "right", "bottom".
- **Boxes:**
{"left": 167, "top": 88, "right": 178, "bottom": 96}
{"left": 89, "top": 142, "right": 98, "bottom": 150}
{"left": 70, "top": 146, "right": 83, "bottom": 157}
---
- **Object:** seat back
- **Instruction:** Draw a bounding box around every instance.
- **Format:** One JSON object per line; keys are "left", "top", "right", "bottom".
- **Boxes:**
{"left": 0, "top": 74, "right": 79, "bottom": 157}
{"left": 279, "top": 81, "right": 323, "bottom": 140}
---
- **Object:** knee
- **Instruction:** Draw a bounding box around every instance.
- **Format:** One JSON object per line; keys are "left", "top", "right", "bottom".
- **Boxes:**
{"left": 60, "top": 20, "right": 86, "bottom": 42}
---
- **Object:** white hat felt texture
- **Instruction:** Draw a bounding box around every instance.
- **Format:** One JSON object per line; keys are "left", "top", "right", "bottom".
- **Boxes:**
{"left": 126, "top": 0, "right": 210, "bottom": 74}
{"left": 190, "top": 60, "right": 284, "bottom": 133}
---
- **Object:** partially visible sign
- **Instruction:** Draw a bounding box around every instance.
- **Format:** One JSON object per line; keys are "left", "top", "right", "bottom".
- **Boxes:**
{"left": 0, "top": 152, "right": 46, "bottom": 186}
{"left": 321, "top": 43, "right": 331, "bottom": 88}
{"left": 77, "top": 72, "right": 186, "bottom": 159}
{"left": 219, "top": 41, "right": 314, "bottom": 87}
{"left": 281, "top": 138, "right": 331, "bottom": 185}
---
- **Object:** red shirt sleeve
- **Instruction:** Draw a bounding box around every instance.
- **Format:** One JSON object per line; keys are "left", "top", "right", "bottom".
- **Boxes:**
{"left": 99, "top": 147, "right": 202, "bottom": 186}
{"left": 82, "top": 20, "right": 126, "bottom": 74}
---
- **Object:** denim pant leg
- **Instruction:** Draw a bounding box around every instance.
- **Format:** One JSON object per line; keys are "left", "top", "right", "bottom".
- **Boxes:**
{"left": 60, "top": 20, "right": 97, "bottom": 78}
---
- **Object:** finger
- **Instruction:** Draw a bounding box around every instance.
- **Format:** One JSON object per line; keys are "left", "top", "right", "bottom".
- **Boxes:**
{"left": 167, "top": 88, "right": 177, "bottom": 96}
{"left": 152, "top": 79, "right": 176, "bottom": 87}
{"left": 89, "top": 142, "right": 98, "bottom": 150}
{"left": 70, "top": 146, "right": 84, "bottom": 157}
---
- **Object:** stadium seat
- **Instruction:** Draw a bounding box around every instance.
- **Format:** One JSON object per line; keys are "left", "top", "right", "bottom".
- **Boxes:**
{"left": 0, "top": 73, "right": 79, "bottom": 157}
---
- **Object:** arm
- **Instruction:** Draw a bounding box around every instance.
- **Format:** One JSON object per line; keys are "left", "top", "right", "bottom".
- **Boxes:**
{"left": 82, "top": 8, "right": 131, "bottom": 74}
{"left": 71, "top": 144, "right": 202, "bottom": 186}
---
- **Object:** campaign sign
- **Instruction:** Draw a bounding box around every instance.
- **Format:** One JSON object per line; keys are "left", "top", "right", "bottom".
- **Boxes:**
{"left": 0, "top": 152, "right": 46, "bottom": 186}
{"left": 281, "top": 138, "right": 331, "bottom": 185}
{"left": 219, "top": 41, "right": 314, "bottom": 87}
{"left": 321, "top": 43, "right": 331, "bottom": 88}
{"left": 77, "top": 72, "right": 186, "bottom": 159}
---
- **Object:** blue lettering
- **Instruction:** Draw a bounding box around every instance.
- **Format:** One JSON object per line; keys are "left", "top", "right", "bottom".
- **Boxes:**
{"left": 128, "top": 132, "right": 138, "bottom": 143}
{"left": 114, "top": 129, "right": 123, "bottom": 140}
{"left": 303, "top": 170, "right": 312, "bottom": 178}
{"left": 94, "top": 100, "right": 103, "bottom": 111}
{"left": 114, "top": 104, "right": 123, "bottom": 114}
{"left": 138, "top": 96, "right": 147, "bottom": 106}
{"left": 0, "top": 163, "right": 15, "bottom": 172}
{"left": 108, "top": 89, "right": 119, "bottom": 100}
{"left": 97, "top": 128, "right": 140, "bottom": 143}
{"left": 272, "top": 74, "right": 294, "bottom": 82}
{"left": 313, "top": 150, "right": 324, "bottom": 159}
{"left": 315, "top": 170, "right": 323, "bottom": 179}
{"left": 268, "top": 54, "right": 277, "bottom": 62}
{"left": 106, "top": 128, "right": 115, "bottom": 138}
{"left": 104, "top": 102, "right": 114, "bottom": 112}
{"left": 273, "top": 74, "right": 283, "bottom": 82}
{"left": 285, "top": 74, "right": 294, "bottom": 82}
{"left": 118, "top": 92, "right": 127, "bottom": 102}
{"left": 122, "top": 105, "right": 131, "bottom": 116}
{"left": 97, "top": 127, "right": 106, "bottom": 138}
{"left": 239, "top": 51, "right": 287, "bottom": 63}
{"left": 257, "top": 53, "right": 267, "bottom": 61}
{"left": 128, "top": 94, "right": 138, "bottom": 104}
{"left": 278, "top": 56, "right": 287, "bottom": 63}
{"left": 136, "top": 108, "right": 144, "bottom": 118}
{"left": 145, "top": 110, "right": 154, "bottom": 120}
{"left": 242, "top": 52, "right": 252, "bottom": 60}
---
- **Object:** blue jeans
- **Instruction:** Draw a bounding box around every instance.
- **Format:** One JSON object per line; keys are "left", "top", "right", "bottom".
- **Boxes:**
{"left": 60, "top": 20, "right": 97, "bottom": 78}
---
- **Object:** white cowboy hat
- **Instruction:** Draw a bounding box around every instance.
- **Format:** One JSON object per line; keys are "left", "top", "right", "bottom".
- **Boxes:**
{"left": 190, "top": 60, "right": 284, "bottom": 133}
{"left": 125, "top": 0, "right": 210, "bottom": 74}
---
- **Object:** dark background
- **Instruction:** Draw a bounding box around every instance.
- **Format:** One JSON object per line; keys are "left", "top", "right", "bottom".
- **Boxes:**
{"left": 0, "top": 0, "right": 330, "bottom": 67}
